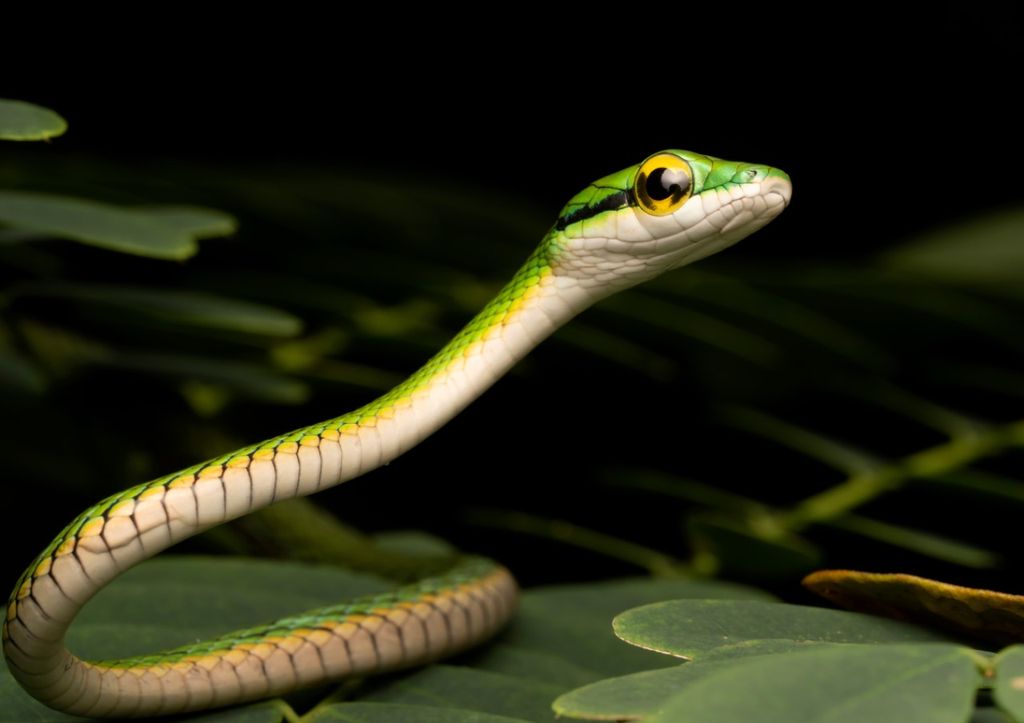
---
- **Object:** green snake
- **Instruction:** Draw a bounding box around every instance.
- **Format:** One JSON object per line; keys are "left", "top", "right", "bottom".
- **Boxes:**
{"left": 3, "top": 149, "right": 792, "bottom": 717}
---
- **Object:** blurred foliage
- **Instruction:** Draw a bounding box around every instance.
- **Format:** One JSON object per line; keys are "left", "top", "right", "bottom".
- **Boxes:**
{"left": 2, "top": 101, "right": 1024, "bottom": 720}
{"left": 0, "top": 99, "right": 66, "bottom": 141}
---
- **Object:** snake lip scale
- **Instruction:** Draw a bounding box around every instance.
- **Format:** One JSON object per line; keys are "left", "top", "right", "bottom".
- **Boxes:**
{"left": 3, "top": 150, "right": 791, "bottom": 717}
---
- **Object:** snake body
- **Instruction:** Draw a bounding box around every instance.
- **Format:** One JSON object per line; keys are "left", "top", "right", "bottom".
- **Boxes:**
{"left": 3, "top": 150, "right": 792, "bottom": 717}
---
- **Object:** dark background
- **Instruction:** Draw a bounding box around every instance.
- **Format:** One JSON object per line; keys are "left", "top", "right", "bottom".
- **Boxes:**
{"left": 7, "top": 8, "right": 1021, "bottom": 252}
{"left": 2, "top": 12, "right": 1022, "bottom": 601}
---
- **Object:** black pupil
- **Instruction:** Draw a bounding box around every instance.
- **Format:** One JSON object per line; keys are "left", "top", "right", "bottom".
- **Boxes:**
{"left": 646, "top": 167, "right": 690, "bottom": 202}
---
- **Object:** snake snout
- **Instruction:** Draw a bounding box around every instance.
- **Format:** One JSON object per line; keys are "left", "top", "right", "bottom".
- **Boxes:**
{"left": 762, "top": 171, "right": 793, "bottom": 208}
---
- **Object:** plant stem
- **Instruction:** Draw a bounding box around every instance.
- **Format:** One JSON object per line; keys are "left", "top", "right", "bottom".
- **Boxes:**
{"left": 783, "top": 420, "right": 1024, "bottom": 529}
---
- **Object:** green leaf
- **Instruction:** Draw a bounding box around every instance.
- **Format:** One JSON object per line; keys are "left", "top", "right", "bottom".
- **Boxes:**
{"left": 361, "top": 665, "right": 559, "bottom": 722}
{"left": 613, "top": 599, "right": 952, "bottom": 659}
{"left": 994, "top": 645, "right": 1024, "bottom": 721}
{"left": 553, "top": 641, "right": 831, "bottom": 721}
{"left": 19, "top": 285, "right": 302, "bottom": 337}
{"left": 305, "top": 702, "right": 531, "bottom": 722}
{"left": 500, "top": 580, "right": 774, "bottom": 677}
{"left": 0, "top": 99, "right": 67, "bottom": 141}
{"left": 184, "top": 702, "right": 286, "bottom": 723}
{"left": 0, "top": 191, "right": 235, "bottom": 259}
{"left": 647, "top": 644, "right": 981, "bottom": 723}
{"left": 881, "top": 209, "right": 1024, "bottom": 283}
{"left": 460, "top": 646, "right": 601, "bottom": 689}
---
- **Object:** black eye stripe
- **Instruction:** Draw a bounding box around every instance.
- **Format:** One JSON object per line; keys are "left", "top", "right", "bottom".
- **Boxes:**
{"left": 554, "top": 189, "right": 631, "bottom": 231}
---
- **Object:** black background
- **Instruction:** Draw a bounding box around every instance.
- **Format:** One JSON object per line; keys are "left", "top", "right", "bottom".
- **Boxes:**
{"left": 2, "top": 10, "right": 1022, "bottom": 598}
{"left": 6, "top": 8, "right": 1020, "bottom": 256}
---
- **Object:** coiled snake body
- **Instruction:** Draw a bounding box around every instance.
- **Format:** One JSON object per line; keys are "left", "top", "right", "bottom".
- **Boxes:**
{"left": 3, "top": 150, "right": 792, "bottom": 717}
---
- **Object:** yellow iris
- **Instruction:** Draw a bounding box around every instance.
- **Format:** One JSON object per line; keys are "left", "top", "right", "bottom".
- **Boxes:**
{"left": 633, "top": 153, "right": 693, "bottom": 216}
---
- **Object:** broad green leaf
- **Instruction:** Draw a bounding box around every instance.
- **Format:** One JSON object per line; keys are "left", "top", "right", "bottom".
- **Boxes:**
{"left": 19, "top": 285, "right": 302, "bottom": 337}
{"left": 501, "top": 580, "right": 773, "bottom": 677}
{"left": 306, "top": 702, "right": 530, "bottom": 722}
{"left": 553, "top": 641, "right": 831, "bottom": 721}
{"left": 613, "top": 599, "right": 951, "bottom": 659}
{"left": 0, "top": 99, "right": 67, "bottom": 141}
{"left": 361, "top": 665, "right": 559, "bottom": 722}
{"left": 461, "top": 645, "right": 601, "bottom": 689}
{"left": 882, "top": 209, "right": 1024, "bottom": 283}
{"left": 0, "top": 191, "right": 235, "bottom": 259}
{"left": 993, "top": 645, "right": 1024, "bottom": 720}
{"left": 647, "top": 644, "right": 981, "bottom": 723}
{"left": 186, "top": 702, "right": 285, "bottom": 723}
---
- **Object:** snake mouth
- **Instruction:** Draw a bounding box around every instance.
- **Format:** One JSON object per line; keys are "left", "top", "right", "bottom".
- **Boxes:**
{"left": 710, "top": 176, "right": 791, "bottom": 237}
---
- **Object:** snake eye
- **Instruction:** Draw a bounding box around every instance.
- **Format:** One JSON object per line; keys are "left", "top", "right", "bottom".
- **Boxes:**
{"left": 633, "top": 153, "right": 693, "bottom": 216}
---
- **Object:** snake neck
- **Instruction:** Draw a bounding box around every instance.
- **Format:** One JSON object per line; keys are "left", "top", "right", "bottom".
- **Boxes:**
{"left": 334, "top": 242, "right": 592, "bottom": 465}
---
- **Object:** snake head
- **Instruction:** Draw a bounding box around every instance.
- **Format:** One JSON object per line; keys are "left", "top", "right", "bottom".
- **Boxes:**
{"left": 549, "top": 149, "right": 792, "bottom": 296}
